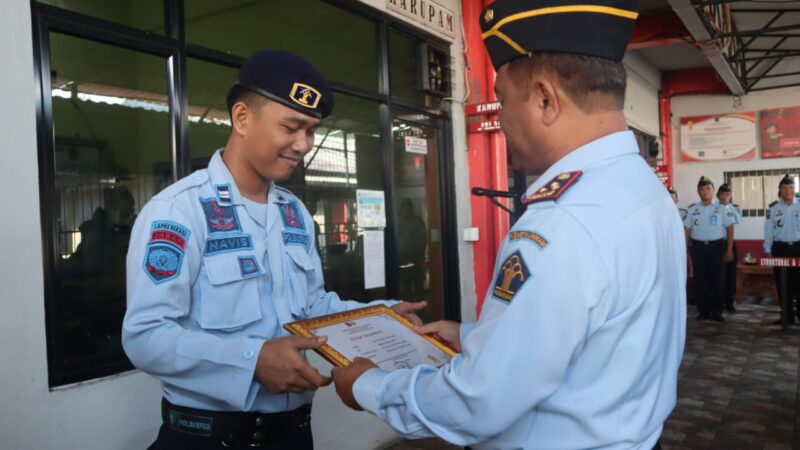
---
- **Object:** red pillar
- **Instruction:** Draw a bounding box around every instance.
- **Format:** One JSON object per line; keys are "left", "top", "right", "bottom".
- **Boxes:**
{"left": 463, "top": 0, "right": 509, "bottom": 315}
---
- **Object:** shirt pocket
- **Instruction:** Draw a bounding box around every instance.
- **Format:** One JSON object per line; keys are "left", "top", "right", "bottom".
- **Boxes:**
{"left": 285, "top": 247, "right": 313, "bottom": 319}
{"left": 198, "top": 254, "right": 263, "bottom": 331}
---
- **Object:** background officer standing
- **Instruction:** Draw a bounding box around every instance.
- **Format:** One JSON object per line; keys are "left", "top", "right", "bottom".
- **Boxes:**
{"left": 331, "top": 1, "right": 686, "bottom": 448}
{"left": 717, "top": 183, "right": 740, "bottom": 312}
{"left": 764, "top": 174, "right": 800, "bottom": 323}
{"left": 684, "top": 177, "right": 734, "bottom": 322}
{"left": 122, "top": 50, "right": 424, "bottom": 450}
{"left": 669, "top": 187, "right": 687, "bottom": 222}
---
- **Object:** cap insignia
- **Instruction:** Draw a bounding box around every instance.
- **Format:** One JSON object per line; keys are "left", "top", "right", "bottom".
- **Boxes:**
{"left": 289, "top": 83, "right": 321, "bottom": 109}
{"left": 484, "top": 9, "right": 494, "bottom": 23}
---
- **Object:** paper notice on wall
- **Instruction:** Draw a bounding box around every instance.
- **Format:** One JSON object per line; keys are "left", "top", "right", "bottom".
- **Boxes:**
{"left": 679, "top": 113, "right": 756, "bottom": 162}
{"left": 404, "top": 136, "right": 428, "bottom": 155}
{"left": 356, "top": 190, "right": 386, "bottom": 228}
{"left": 363, "top": 230, "right": 385, "bottom": 289}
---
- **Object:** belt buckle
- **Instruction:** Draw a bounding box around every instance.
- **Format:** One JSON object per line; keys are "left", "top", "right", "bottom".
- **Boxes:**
{"left": 703, "top": 241, "right": 710, "bottom": 245}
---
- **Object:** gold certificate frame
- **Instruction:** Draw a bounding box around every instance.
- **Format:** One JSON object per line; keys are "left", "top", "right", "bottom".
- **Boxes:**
{"left": 284, "top": 305, "right": 457, "bottom": 369}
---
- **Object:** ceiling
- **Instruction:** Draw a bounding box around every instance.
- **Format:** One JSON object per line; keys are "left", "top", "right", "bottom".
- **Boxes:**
{"left": 629, "top": 0, "right": 800, "bottom": 93}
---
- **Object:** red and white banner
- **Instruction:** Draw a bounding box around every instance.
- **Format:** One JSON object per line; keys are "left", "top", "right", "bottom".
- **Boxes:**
{"left": 760, "top": 257, "right": 800, "bottom": 268}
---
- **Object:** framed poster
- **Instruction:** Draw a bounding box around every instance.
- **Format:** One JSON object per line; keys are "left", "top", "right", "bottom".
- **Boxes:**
{"left": 760, "top": 106, "right": 800, "bottom": 159}
{"left": 680, "top": 113, "right": 756, "bottom": 162}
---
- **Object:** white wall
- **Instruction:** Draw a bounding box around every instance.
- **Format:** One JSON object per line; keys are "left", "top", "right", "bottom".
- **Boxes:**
{"left": 623, "top": 52, "right": 661, "bottom": 137}
{"left": 671, "top": 86, "right": 800, "bottom": 240}
{"left": 0, "top": 1, "right": 470, "bottom": 449}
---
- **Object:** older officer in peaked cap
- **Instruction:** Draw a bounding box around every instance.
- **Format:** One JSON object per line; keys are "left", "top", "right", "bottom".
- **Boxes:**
{"left": 332, "top": 1, "right": 686, "bottom": 449}
{"left": 764, "top": 174, "right": 800, "bottom": 323}
{"left": 122, "top": 50, "right": 425, "bottom": 450}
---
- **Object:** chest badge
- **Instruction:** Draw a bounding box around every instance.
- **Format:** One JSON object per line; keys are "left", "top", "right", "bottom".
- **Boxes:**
{"left": 492, "top": 251, "right": 531, "bottom": 303}
{"left": 200, "top": 198, "right": 241, "bottom": 233}
{"left": 280, "top": 201, "right": 306, "bottom": 230}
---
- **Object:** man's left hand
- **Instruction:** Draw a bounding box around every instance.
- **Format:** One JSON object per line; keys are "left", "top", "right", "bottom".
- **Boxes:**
{"left": 332, "top": 357, "right": 378, "bottom": 411}
{"left": 391, "top": 301, "right": 427, "bottom": 326}
{"left": 725, "top": 250, "right": 734, "bottom": 262}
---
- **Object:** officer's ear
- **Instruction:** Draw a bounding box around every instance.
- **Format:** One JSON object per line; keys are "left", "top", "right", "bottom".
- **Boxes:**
{"left": 230, "top": 101, "right": 251, "bottom": 137}
{"left": 533, "top": 77, "right": 561, "bottom": 127}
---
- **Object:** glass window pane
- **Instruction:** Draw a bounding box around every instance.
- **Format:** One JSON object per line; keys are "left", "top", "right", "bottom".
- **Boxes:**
{"left": 49, "top": 33, "right": 171, "bottom": 384}
{"left": 299, "top": 94, "right": 386, "bottom": 302}
{"left": 186, "top": 58, "right": 236, "bottom": 166}
{"left": 392, "top": 113, "right": 444, "bottom": 322}
{"left": 39, "top": 0, "right": 165, "bottom": 33}
{"left": 185, "top": 0, "right": 378, "bottom": 92}
{"left": 389, "top": 30, "right": 443, "bottom": 110}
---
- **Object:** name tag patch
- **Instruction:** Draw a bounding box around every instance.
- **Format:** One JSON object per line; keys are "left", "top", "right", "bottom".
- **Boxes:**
{"left": 283, "top": 231, "right": 309, "bottom": 247}
{"left": 492, "top": 251, "right": 531, "bottom": 303}
{"left": 143, "top": 221, "right": 190, "bottom": 284}
{"left": 203, "top": 234, "right": 253, "bottom": 256}
{"left": 710, "top": 215, "right": 718, "bottom": 225}
{"left": 200, "top": 198, "right": 242, "bottom": 233}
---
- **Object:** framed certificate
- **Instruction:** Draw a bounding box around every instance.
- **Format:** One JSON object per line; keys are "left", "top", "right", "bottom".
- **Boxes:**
{"left": 284, "top": 305, "right": 456, "bottom": 370}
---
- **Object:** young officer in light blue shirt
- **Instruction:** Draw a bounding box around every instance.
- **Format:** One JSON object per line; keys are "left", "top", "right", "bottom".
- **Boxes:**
{"left": 763, "top": 174, "right": 800, "bottom": 323}
{"left": 717, "top": 183, "right": 740, "bottom": 312}
{"left": 122, "top": 50, "right": 424, "bottom": 450}
{"left": 332, "top": 2, "right": 685, "bottom": 449}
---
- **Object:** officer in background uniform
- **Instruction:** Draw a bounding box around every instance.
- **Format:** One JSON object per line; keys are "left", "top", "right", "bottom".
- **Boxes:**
{"left": 684, "top": 177, "right": 735, "bottom": 322}
{"left": 764, "top": 174, "right": 800, "bottom": 323}
{"left": 332, "top": 1, "right": 686, "bottom": 448}
{"left": 717, "top": 183, "right": 740, "bottom": 312}
{"left": 669, "top": 187, "right": 687, "bottom": 222}
{"left": 122, "top": 50, "right": 425, "bottom": 450}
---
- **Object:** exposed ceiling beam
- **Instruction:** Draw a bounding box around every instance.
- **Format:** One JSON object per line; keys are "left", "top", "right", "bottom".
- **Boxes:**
{"left": 667, "top": 0, "right": 745, "bottom": 94}
{"left": 628, "top": 10, "right": 691, "bottom": 50}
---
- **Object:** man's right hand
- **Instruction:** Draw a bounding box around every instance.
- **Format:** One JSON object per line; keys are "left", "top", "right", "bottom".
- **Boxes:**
{"left": 414, "top": 320, "right": 462, "bottom": 353}
{"left": 255, "top": 335, "right": 332, "bottom": 394}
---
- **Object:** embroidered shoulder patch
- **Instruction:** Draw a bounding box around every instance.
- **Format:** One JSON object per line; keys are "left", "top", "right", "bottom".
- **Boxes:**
{"left": 200, "top": 198, "right": 241, "bottom": 234}
{"left": 143, "top": 221, "right": 191, "bottom": 284}
{"left": 492, "top": 251, "right": 531, "bottom": 303}
{"left": 280, "top": 202, "right": 306, "bottom": 230}
{"left": 522, "top": 171, "right": 582, "bottom": 205}
{"left": 238, "top": 255, "right": 261, "bottom": 278}
{"left": 509, "top": 230, "right": 548, "bottom": 249}
{"left": 282, "top": 231, "right": 310, "bottom": 247}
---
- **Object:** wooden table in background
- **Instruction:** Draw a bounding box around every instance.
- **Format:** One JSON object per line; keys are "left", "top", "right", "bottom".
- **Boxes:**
{"left": 735, "top": 264, "right": 777, "bottom": 304}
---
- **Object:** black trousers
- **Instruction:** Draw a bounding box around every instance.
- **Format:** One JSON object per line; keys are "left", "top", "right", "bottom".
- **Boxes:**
{"left": 691, "top": 239, "right": 726, "bottom": 316}
{"left": 772, "top": 241, "right": 800, "bottom": 319}
{"left": 723, "top": 244, "right": 738, "bottom": 308}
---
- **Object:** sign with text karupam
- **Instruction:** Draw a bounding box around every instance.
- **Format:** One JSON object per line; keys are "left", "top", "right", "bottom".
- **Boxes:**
{"left": 284, "top": 305, "right": 456, "bottom": 370}
{"left": 680, "top": 113, "right": 756, "bottom": 162}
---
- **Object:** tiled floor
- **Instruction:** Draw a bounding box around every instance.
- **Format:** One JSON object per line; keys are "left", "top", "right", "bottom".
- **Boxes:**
{"left": 387, "top": 300, "right": 800, "bottom": 450}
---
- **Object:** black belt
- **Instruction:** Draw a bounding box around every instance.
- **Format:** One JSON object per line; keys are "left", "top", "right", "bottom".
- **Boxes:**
{"left": 162, "top": 399, "right": 311, "bottom": 447}
{"left": 774, "top": 241, "right": 798, "bottom": 247}
{"left": 691, "top": 238, "right": 724, "bottom": 246}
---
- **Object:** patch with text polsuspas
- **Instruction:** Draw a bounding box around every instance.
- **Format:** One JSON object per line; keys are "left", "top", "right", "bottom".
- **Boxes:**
{"left": 143, "top": 221, "right": 190, "bottom": 284}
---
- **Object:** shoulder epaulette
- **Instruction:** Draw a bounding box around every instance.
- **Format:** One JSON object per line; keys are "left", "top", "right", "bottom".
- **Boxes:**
{"left": 769, "top": 200, "right": 778, "bottom": 208}
{"left": 154, "top": 170, "right": 208, "bottom": 200}
{"left": 522, "top": 171, "right": 582, "bottom": 205}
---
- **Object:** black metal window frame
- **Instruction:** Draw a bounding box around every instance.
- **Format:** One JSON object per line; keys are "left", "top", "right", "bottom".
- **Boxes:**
{"left": 32, "top": 0, "right": 461, "bottom": 387}
{"left": 724, "top": 168, "right": 800, "bottom": 218}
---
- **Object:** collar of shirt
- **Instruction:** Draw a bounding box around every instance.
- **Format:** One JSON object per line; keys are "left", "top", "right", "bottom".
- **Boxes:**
{"left": 522, "top": 130, "right": 637, "bottom": 201}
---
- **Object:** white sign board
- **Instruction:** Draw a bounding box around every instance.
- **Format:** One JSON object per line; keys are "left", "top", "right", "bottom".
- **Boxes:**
{"left": 386, "top": 0, "right": 456, "bottom": 39}
{"left": 680, "top": 113, "right": 756, "bottom": 162}
{"left": 404, "top": 136, "right": 428, "bottom": 155}
{"left": 356, "top": 189, "right": 386, "bottom": 229}
{"left": 363, "top": 230, "right": 386, "bottom": 289}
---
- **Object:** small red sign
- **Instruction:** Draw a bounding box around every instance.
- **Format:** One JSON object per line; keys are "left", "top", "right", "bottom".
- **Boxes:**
{"left": 465, "top": 101, "right": 502, "bottom": 116}
{"left": 468, "top": 120, "right": 501, "bottom": 134}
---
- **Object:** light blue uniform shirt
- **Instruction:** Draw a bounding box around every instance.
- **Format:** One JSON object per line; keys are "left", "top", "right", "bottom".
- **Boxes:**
{"left": 353, "top": 131, "right": 686, "bottom": 449}
{"left": 123, "top": 150, "right": 396, "bottom": 412}
{"left": 763, "top": 199, "right": 800, "bottom": 253}
{"left": 728, "top": 203, "right": 742, "bottom": 224}
{"left": 683, "top": 200, "right": 734, "bottom": 241}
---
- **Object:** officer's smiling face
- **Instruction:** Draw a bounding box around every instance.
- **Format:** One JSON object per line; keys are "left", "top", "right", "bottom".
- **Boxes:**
{"left": 238, "top": 100, "right": 320, "bottom": 182}
{"left": 697, "top": 184, "right": 715, "bottom": 203}
{"left": 780, "top": 184, "right": 796, "bottom": 202}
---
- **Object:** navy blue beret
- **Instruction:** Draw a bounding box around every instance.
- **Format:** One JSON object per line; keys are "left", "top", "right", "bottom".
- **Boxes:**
{"left": 480, "top": 0, "right": 639, "bottom": 70}
{"left": 237, "top": 50, "right": 334, "bottom": 119}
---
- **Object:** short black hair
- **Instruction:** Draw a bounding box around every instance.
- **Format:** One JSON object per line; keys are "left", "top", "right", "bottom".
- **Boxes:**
{"left": 226, "top": 84, "right": 269, "bottom": 119}
{"left": 506, "top": 52, "right": 627, "bottom": 113}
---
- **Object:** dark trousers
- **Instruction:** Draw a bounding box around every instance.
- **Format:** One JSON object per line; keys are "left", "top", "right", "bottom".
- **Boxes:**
{"left": 723, "top": 244, "right": 738, "bottom": 308}
{"left": 772, "top": 241, "right": 800, "bottom": 319}
{"left": 691, "top": 239, "right": 726, "bottom": 316}
{"left": 148, "top": 400, "right": 313, "bottom": 450}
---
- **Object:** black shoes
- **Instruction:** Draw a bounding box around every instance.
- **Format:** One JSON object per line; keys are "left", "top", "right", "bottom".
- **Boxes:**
{"left": 725, "top": 305, "right": 736, "bottom": 312}
{"left": 696, "top": 313, "right": 710, "bottom": 321}
{"left": 711, "top": 313, "right": 725, "bottom": 322}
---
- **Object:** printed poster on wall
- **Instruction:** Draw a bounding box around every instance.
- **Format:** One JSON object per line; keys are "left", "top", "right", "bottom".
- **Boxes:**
{"left": 356, "top": 189, "right": 386, "bottom": 229}
{"left": 680, "top": 113, "right": 756, "bottom": 162}
{"left": 760, "top": 106, "right": 800, "bottom": 159}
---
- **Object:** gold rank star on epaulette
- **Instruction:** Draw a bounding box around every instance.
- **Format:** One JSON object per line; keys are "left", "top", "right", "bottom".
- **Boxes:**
{"left": 522, "top": 171, "right": 582, "bottom": 205}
